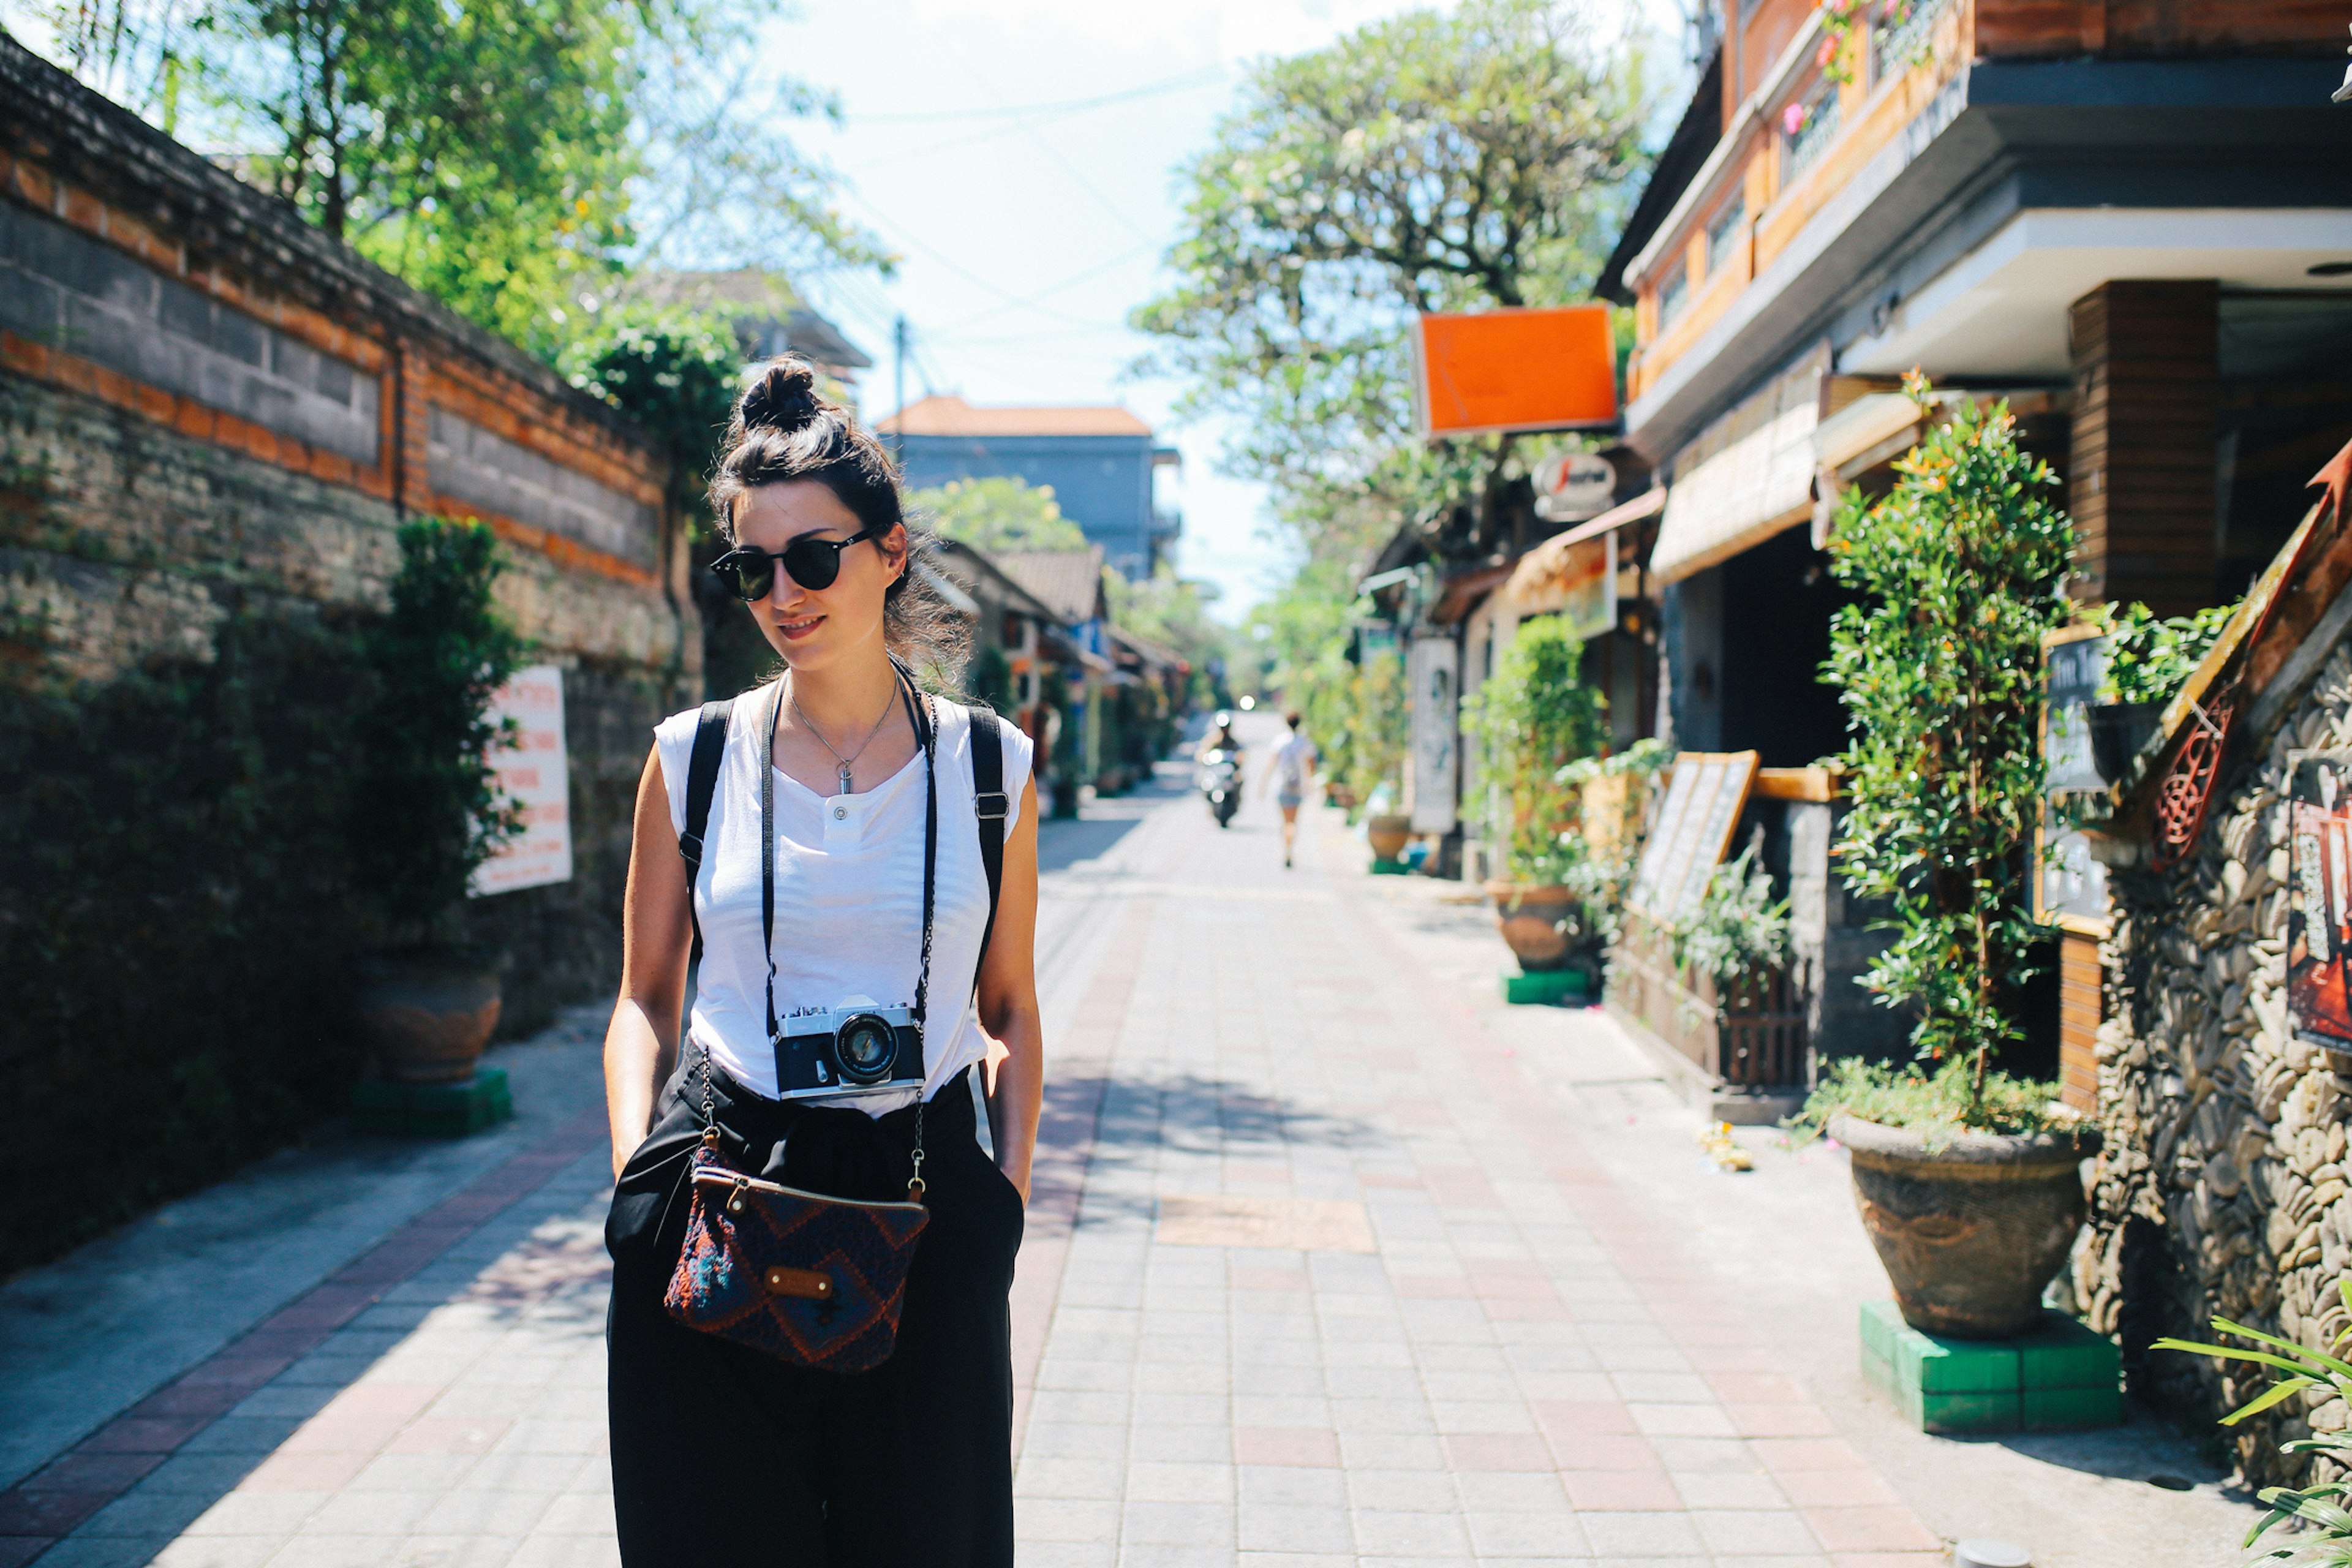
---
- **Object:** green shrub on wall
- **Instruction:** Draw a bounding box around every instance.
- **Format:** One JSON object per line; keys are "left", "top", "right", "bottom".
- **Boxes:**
{"left": 0, "top": 610, "right": 377, "bottom": 1274}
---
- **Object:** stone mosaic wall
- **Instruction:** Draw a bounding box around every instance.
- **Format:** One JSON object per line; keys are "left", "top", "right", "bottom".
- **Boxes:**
{"left": 2079, "top": 641, "right": 2352, "bottom": 1485}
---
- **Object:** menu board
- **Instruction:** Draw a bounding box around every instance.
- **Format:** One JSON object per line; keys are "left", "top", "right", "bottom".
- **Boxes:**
{"left": 2289, "top": 752, "right": 2352, "bottom": 1054}
{"left": 2036, "top": 627, "right": 2111, "bottom": 933}
{"left": 1627, "top": 751, "right": 1760, "bottom": 922}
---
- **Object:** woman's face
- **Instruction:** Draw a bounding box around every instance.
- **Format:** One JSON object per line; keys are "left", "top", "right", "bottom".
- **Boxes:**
{"left": 732, "top": 481, "right": 907, "bottom": 675}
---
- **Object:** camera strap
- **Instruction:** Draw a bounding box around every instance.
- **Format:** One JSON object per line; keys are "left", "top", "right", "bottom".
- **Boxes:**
{"left": 742, "top": 666, "right": 938, "bottom": 1186}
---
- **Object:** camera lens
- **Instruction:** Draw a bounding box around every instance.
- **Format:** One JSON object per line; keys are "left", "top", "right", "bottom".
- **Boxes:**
{"left": 835, "top": 1016, "right": 895, "bottom": 1084}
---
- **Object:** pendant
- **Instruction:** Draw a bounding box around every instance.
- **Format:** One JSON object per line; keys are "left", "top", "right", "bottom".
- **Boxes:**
{"left": 838, "top": 764, "right": 854, "bottom": 796}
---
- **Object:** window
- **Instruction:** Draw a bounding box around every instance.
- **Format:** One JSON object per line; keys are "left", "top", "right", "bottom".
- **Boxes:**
{"left": 1659, "top": 262, "right": 1690, "bottom": 329}
{"left": 1705, "top": 198, "right": 1747, "bottom": 280}
{"left": 1782, "top": 81, "right": 1842, "bottom": 181}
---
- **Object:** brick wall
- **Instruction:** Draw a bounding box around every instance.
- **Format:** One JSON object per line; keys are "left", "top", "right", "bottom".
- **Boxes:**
{"left": 0, "top": 31, "right": 699, "bottom": 1038}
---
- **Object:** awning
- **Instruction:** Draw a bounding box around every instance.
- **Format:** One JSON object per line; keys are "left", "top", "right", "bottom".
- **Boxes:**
{"left": 1427, "top": 562, "right": 1515, "bottom": 627}
{"left": 1650, "top": 405, "right": 1817, "bottom": 584}
{"left": 1502, "top": 488, "right": 1664, "bottom": 611}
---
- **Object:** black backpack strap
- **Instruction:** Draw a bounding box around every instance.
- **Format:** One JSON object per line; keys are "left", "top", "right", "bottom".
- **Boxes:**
{"left": 677, "top": 698, "right": 733, "bottom": 959}
{"left": 966, "top": 704, "right": 1008, "bottom": 961}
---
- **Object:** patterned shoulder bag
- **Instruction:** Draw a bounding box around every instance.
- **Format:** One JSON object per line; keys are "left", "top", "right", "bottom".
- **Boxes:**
{"left": 661, "top": 667, "right": 944, "bottom": 1373}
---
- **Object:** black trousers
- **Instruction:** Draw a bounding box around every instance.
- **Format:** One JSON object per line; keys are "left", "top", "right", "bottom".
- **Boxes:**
{"left": 606, "top": 1058, "right": 1023, "bottom": 1567}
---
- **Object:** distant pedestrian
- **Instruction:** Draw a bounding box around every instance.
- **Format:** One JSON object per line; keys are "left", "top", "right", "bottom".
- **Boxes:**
{"left": 1265, "top": 711, "right": 1317, "bottom": 867}
{"left": 598, "top": 357, "right": 1041, "bottom": 1567}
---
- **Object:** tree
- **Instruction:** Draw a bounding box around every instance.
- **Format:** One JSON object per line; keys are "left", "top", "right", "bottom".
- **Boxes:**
{"left": 1105, "top": 565, "right": 1234, "bottom": 698}
{"left": 1822, "top": 374, "right": 2076, "bottom": 1114}
{"left": 911, "top": 478, "right": 1090, "bottom": 555}
{"left": 10, "top": 0, "right": 884, "bottom": 362}
{"left": 1133, "top": 0, "right": 1653, "bottom": 567}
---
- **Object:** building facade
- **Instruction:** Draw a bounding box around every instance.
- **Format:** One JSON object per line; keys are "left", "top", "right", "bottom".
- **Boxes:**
{"left": 1596, "top": 0, "right": 2352, "bottom": 1076}
{"left": 880, "top": 396, "right": 1182, "bottom": 580}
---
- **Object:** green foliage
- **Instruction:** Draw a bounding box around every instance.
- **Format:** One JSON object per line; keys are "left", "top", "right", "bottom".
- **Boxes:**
{"left": 27, "top": 0, "right": 886, "bottom": 361}
{"left": 911, "top": 477, "right": 1090, "bottom": 555}
{"left": 1793, "top": 1057, "right": 2071, "bottom": 1142}
{"left": 1105, "top": 564, "right": 1234, "bottom": 689}
{"left": 1822, "top": 374, "right": 2075, "bottom": 1119}
{"left": 967, "top": 644, "right": 1014, "bottom": 713}
{"left": 1664, "top": 841, "right": 1790, "bottom": 989}
{"left": 0, "top": 612, "right": 376, "bottom": 1273}
{"left": 1465, "top": 614, "right": 1604, "bottom": 882}
{"left": 1134, "top": 0, "right": 1654, "bottom": 571}
{"left": 2158, "top": 1278, "right": 2352, "bottom": 1563}
{"left": 352, "top": 518, "right": 527, "bottom": 941}
{"left": 2094, "top": 598, "right": 2239, "bottom": 706}
{"left": 562, "top": 310, "right": 743, "bottom": 514}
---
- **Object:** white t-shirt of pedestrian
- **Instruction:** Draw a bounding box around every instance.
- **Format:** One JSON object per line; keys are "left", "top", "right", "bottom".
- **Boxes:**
{"left": 1274, "top": 733, "right": 1317, "bottom": 795}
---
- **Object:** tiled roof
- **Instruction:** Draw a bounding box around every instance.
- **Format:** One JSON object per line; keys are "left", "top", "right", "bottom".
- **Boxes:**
{"left": 877, "top": 396, "right": 1152, "bottom": 438}
{"left": 992, "top": 548, "right": 1107, "bottom": 623}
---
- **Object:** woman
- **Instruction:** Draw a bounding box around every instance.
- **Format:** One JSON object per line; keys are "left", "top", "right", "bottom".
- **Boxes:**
{"left": 600, "top": 358, "right": 1042, "bottom": 1567}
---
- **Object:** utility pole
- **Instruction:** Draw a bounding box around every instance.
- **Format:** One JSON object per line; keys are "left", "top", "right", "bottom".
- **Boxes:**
{"left": 892, "top": 315, "right": 907, "bottom": 459}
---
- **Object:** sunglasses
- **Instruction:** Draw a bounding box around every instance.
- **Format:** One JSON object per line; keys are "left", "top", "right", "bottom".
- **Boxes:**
{"left": 709, "top": 522, "right": 889, "bottom": 600}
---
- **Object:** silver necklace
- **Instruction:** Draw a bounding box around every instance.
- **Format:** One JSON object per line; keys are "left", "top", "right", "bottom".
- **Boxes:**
{"left": 788, "top": 677, "right": 897, "bottom": 795}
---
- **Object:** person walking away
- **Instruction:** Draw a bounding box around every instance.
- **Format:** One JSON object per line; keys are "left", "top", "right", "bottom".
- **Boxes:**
{"left": 599, "top": 357, "right": 1043, "bottom": 1567}
{"left": 1265, "top": 712, "right": 1317, "bottom": 868}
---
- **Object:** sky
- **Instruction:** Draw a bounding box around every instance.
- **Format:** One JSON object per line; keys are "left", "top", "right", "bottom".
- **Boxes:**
{"left": 775, "top": 0, "right": 1690, "bottom": 622}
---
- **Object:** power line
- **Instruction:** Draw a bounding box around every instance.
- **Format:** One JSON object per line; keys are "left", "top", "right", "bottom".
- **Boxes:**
{"left": 850, "top": 68, "right": 1226, "bottom": 124}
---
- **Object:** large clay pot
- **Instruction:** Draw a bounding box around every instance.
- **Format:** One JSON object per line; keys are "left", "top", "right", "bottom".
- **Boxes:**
{"left": 357, "top": 947, "right": 505, "bottom": 1085}
{"left": 1366, "top": 814, "right": 1413, "bottom": 861}
{"left": 1833, "top": 1115, "right": 2101, "bottom": 1339}
{"left": 1485, "top": 881, "right": 1576, "bottom": 971}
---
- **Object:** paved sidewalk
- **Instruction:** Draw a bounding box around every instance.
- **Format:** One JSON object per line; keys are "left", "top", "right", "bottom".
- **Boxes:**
{"left": 0, "top": 728, "right": 2261, "bottom": 1567}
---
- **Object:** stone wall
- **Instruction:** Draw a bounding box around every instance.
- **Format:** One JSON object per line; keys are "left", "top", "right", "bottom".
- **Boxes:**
{"left": 0, "top": 33, "right": 700, "bottom": 1026}
{"left": 2078, "top": 641, "right": 2352, "bottom": 1484}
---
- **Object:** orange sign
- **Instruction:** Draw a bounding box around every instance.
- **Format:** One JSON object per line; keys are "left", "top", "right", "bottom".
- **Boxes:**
{"left": 1412, "top": 304, "right": 1618, "bottom": 437}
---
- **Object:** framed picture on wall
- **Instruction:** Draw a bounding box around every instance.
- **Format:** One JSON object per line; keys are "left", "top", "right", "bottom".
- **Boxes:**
{"left": 2288, "top": 751, "right": 2352, "bottom": 1053}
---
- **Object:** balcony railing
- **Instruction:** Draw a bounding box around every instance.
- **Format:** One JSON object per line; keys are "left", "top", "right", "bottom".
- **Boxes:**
{"left": 1783, "top": 85, "right": 1842, "bottom": 182}
{"left": 1872, "top": 0, "right": 1954, "bottom": 85}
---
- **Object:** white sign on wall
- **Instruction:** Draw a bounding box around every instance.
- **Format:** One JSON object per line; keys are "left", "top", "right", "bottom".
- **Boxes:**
{"left": 470, "top": 664, "right": 573, "bottom": 896}
{"left": 1408, "top": 634, "right": 1460, "bottom": 836}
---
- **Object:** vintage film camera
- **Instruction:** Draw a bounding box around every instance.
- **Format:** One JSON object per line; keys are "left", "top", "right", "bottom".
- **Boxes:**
{"left": 772, "top": 996, "right": 924, "bottom": 1101}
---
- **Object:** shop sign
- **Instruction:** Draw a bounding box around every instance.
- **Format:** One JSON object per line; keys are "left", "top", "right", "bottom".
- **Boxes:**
{"left": 1412, "top": 305, "right": 1618, "bottom": 437}
{"left": 470, "top": 664, "right": 573, "bottom": 896}
{"left": 1534, "top": 451, "right": 1617, "bottom": 522}
{"left": 2289, "top": 751, "right": 2352, "bottom": 1052}
{"left": 2037, "top": 627, "right": 2113, "bottom": 934}
{"left": 1408, "top": 634, "right": 1460, "bottom": 835}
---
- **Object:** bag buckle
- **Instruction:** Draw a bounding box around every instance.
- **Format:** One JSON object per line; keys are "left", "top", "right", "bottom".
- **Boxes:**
{"left": 974, "top": 791, "right": 1009, "bottom": 821}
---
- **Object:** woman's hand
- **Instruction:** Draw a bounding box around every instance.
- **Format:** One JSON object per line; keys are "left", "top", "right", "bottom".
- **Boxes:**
{"left": 605, "top": 745, "right": 690, "bottom": 1182}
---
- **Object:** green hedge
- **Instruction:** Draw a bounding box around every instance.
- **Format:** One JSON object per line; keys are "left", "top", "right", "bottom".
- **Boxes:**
{"left": 0, "top": 609, "right": 378, "bottom": 1275}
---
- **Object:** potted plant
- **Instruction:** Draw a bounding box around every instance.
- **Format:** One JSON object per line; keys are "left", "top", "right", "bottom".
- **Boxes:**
{"left": 1801, "top": 374, "right": 2095, "bottom": 1340}
{"left": 2084, "top": 599, "right": 2237, "bottom": 779}
{"left": 349, "top": 518, "right": 527, "bottom": 1085}
{"left": 1466, "top": 615, "right": 1604, "bottom": 967}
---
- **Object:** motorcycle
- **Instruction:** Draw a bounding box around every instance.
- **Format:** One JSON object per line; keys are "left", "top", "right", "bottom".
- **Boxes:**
{"left": 1197, "top": 746, "right": 1242, "bottom": 828}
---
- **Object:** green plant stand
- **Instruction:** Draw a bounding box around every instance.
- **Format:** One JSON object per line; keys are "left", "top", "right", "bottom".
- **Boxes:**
{"left": 1501, "top": 968, "right": 1587, "bottom": 1005}
{"left": 1370, "top": 858, "right": 1412, "bottom": 875}
{"left": 1860, "top": 1300, "right": 2120, "bottom": 1434}
{"left": 352, "top": 1066, "right": 513, "bottom": 1139}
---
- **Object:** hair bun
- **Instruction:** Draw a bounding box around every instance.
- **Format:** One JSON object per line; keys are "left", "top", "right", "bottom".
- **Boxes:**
{"left": 738, "top": 358, "right": 822, "bottom": 434}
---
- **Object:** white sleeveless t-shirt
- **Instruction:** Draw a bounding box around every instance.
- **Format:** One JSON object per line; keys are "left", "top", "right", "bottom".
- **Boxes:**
{"left": 652, "top": 692, "right": 1033, "bottom": 1114}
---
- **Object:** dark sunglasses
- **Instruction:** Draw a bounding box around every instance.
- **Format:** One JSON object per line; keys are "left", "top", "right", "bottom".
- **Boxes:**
{"left": 709, "top": 522, "right": 889, "bottom": 600}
